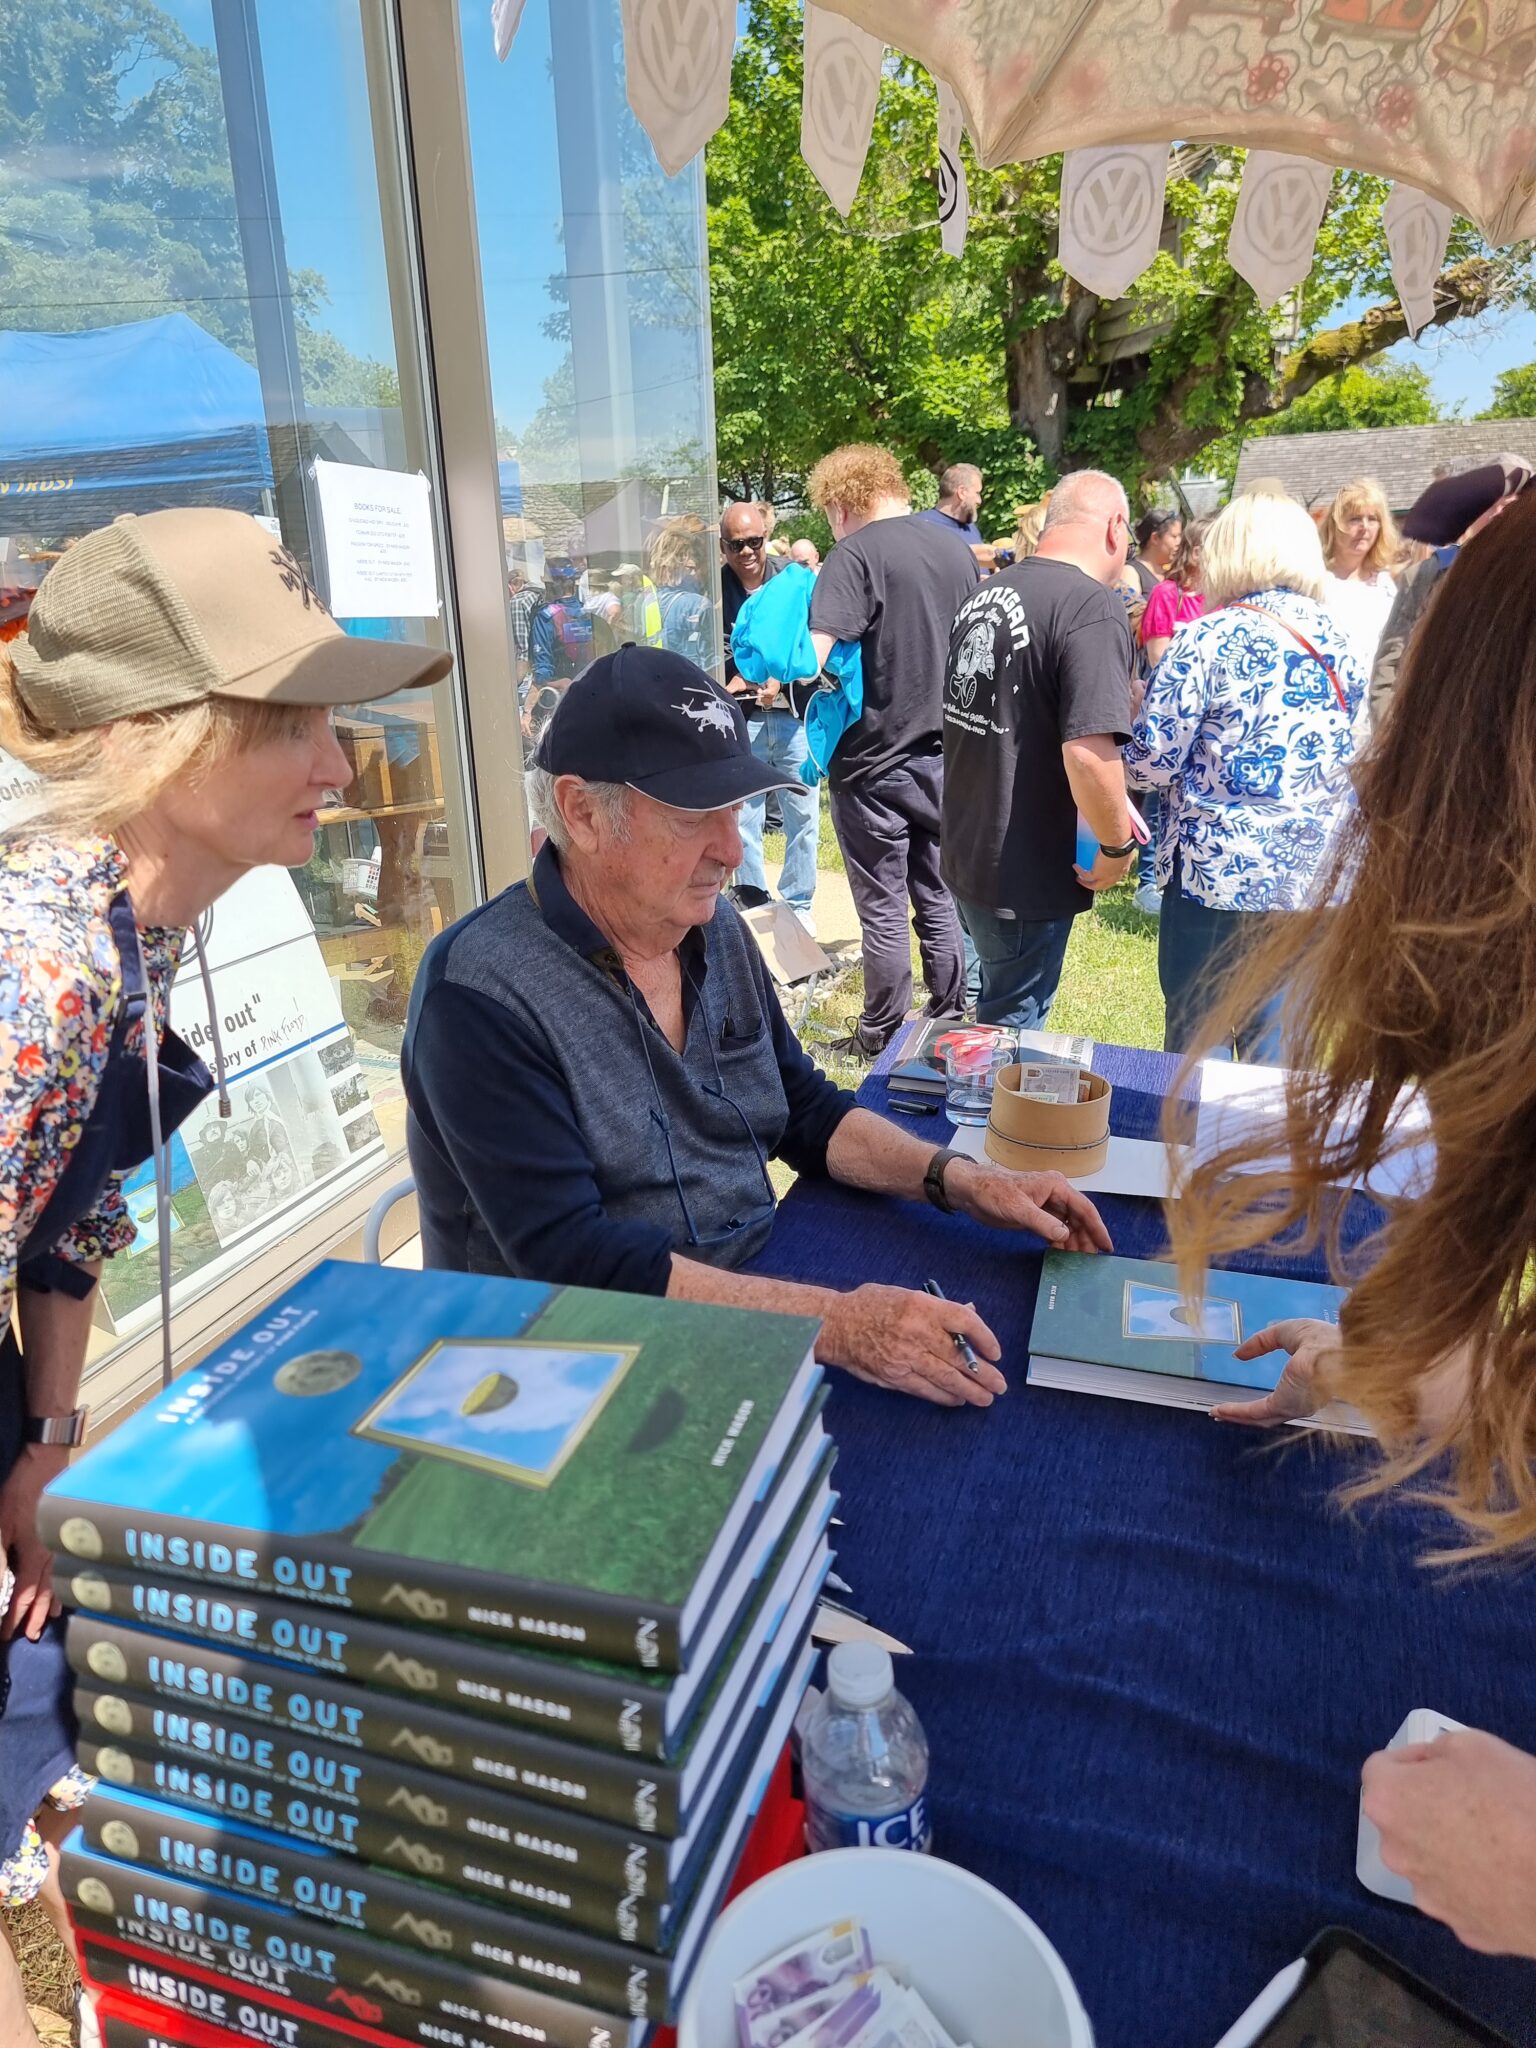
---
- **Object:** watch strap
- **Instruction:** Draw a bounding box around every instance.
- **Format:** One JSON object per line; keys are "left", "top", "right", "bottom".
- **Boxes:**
{"left": 1098, "top": 836, "right": 1137, "bottom": 860}
{"left": 923, "top": 1146, "right": 965, "bottom": 1214}
{"left": 25, "top": 1410, "right": 87, "bottom": 1448}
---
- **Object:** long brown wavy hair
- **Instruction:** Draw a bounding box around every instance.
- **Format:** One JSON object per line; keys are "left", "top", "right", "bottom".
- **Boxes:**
{"left": 1166, "top": 493, "right": 1536, "bottom": 1560}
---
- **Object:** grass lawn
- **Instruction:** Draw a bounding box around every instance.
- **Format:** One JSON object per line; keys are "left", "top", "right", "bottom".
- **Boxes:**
{"left": 764, "top": 808, "right": 1164, "bottom": 1099}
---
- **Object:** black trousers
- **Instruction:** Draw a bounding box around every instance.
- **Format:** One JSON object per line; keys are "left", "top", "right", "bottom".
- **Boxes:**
{"left": 829, "top": 751, "right": 965, "bottom": 1048}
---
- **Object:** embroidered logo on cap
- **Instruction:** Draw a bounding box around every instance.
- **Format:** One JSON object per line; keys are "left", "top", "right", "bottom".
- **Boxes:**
{"left": 671, "top": 688, "right": 734, "bottom": 737}
{"left": 269, "top": 544, "right": 330, "bottom": 614}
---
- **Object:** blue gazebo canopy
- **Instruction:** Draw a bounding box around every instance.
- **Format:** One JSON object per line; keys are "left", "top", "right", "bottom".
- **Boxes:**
{"left": 0, "top": 312, "right": 273, "bottom": 533}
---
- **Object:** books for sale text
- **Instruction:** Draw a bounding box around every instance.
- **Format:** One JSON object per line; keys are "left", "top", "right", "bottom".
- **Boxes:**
{"left": 53, "top": 1263, "right": 835, "bottom": 2042}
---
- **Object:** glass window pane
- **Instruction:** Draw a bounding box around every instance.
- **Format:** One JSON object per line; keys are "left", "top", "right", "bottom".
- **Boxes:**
{"left": 459, "top": 0, "right": 723, "bottom": 737}
{"left": 0, "top": 1, "right": 476, "bottom": 1358}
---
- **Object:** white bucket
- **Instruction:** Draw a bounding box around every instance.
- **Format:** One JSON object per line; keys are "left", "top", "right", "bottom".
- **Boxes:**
{"left": 677, "top": 1848, "right": 1093, "bottom": 2048}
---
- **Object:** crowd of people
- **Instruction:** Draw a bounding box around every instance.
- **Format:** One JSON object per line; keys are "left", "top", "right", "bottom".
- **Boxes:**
{"left": 2, "top": 444, "right": 1536, "bottom": 2041}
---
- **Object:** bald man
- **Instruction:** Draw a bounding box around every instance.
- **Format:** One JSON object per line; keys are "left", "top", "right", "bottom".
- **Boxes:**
{"left": 940, "top": 469, "right": 1138, "bottom": 1029}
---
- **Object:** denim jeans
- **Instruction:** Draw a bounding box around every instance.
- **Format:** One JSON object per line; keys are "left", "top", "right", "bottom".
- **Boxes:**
{"left": 1136, "top": 790, "right": 1162, "bottom": 891}
{"left": 1158, "top": 856, "right": 1283, "bottom": 1060}
{"left": 736, "top": 709, "right": 819, "bottom": 914}
{"left": 954, "top": 901, "right": 1076, "bottom": 1031}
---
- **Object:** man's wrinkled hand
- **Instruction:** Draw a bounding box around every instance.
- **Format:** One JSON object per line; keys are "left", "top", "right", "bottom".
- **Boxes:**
{"left": 1362, "top": 1730, "right": 1536, "bottom": 1959}
{"left": 1210, "top": 1316, "right": 1340, "bottom": 1425}
{"left": 946, "top": 1160, "right": 1112, "bottom": 1253}
{"left": 820, "top": 1283, "right": 1005, "bottom": 1409}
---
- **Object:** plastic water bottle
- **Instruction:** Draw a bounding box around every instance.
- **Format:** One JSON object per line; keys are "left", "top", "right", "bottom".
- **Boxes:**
{"left": 801, "top": 1643, "right": 931, "bottom": 1854}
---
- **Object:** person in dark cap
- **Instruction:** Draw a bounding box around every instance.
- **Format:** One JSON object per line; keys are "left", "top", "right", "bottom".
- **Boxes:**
{"left": 403, "top": 647, "right": 1111, "bottom": 1407}
{"left": 1369, "top": 453, "right": 1535, "bottom": 728}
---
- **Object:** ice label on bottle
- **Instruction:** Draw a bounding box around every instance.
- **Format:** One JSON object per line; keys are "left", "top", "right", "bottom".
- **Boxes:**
{"left": 808, "top": 1793, "right": 931, "bottom": 1855}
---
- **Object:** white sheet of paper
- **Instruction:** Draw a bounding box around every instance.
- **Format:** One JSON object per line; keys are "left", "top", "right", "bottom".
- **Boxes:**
{"left": 1017, "top": 1029, "right": 1096, "bottom": 1069}
{"left": 314, "top": 460, "right": 440, "bottom": 620}
{"left": 1193, "top": 1061, "right": 1434, "bottom": 1202}
{"left": 949, "top": 1122, "right": 1185, "bottom": 1199}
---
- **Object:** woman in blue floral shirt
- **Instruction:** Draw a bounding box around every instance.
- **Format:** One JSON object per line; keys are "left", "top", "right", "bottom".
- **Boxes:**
{"left": 0, "top": 508, "right": 445, "bottom": 2047}
{"left": 1124, "top": 492, "right": 1369, "bottom": 1058}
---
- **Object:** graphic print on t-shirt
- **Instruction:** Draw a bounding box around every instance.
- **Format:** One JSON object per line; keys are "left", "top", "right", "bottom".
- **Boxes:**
{"left": 940, "top": 557, "right": 1132, "bottom": 922}
{"left": 944, "top": 581, "right": 1032, "bottom": 734}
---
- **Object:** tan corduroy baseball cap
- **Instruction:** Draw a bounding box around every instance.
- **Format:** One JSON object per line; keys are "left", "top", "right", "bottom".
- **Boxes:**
{"left": 11, "top": 507, "right": 454, "bottom": 731}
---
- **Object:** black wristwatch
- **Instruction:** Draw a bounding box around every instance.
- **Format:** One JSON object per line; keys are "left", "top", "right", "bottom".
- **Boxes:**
{"left": 923, "top": 1147, "right": 966, "bottom": 1213}
{"left": 1098, "top": 836, "right": 1137, "bottom": 860}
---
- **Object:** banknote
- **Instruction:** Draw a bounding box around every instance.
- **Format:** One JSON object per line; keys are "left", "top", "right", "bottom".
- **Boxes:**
{"left": 746, "top": 1970, "right": 881, "bottom": 2048}
{"left": 828, "top": 1979, "right": 959, "bottom": 2048}
{"left": 733, "top": 1921, "right": 875, "bottom": 2048}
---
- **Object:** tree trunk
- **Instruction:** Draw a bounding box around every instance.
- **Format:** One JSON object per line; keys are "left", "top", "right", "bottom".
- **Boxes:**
{"left": 1006, "top": 272, "right": 1100, "bottom": 467}
{"left": 1008, "top": 327, "right": 1070, "bottom": 466}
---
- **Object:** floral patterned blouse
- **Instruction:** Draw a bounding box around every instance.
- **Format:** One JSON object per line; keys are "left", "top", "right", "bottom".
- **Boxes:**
{"left": 0, "top": 836, "right": 182, "bottom": 1325}
{"left": 1124, "top": 589, "right": 1368, "bottom": 913}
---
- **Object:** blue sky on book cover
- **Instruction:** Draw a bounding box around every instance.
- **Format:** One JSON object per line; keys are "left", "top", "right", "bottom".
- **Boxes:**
{"left": 1032, "top": 1254, "right": 1347, "bottom": 1387}
{"left": 50, "top": 1263, "right": 819, "bottom": 1601}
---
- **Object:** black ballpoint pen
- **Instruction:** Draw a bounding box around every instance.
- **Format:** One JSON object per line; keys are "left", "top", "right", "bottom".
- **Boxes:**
{"left": 923, "top": 1277, "right": 981, "bottom": 1374}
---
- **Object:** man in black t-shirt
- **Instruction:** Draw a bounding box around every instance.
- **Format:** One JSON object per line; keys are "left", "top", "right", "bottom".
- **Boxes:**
{"left": 941, "top": 469, "right": 1138, "bottom": 1029}
{"left": 804, "top": 444, "right": 980, "bottom": 1055}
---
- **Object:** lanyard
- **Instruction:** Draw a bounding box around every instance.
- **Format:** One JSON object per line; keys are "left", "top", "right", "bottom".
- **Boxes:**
{"left": 1230, "top": 602, "right": 1349, "bottom": 716}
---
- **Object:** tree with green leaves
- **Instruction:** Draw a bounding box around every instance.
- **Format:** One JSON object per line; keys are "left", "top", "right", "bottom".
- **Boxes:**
{"left": 708, "top": 0, "right": 1532, "bottom": 516}
{"left": 1477, "top": 362, "right": 1536, "bottom": 420}
{"left": 0, "top": 0, "right": 397, "bottom": 410}
{"left": 1205, "top": 359, "right": 1444, "bottom": 484}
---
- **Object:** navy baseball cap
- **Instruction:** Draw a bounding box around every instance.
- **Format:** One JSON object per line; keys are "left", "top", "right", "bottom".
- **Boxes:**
{"left": 1401, "top": 455, "right": 1536, "bottom": 544}
{"left": 531, "top": 645, "right": 801, "bottom": 809}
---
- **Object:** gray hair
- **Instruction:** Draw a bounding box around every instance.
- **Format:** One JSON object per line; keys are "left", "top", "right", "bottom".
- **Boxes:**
{"left": 938, "top": 463, "right": 982, "bottom": 499}
{"left": 1041, "top": 469, "right": 1130, "bottom": 535}
{"left": 525, "top": 766, "right": 632, "bottom": 853}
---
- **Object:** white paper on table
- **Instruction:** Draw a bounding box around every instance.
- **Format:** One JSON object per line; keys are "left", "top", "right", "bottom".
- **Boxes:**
{"left": 313, "top": 460, "right": 441, "bottom": 621}
{"left": 1016, "top": 1028, "right": 1096, "bottom": 1069}
{"left": 949, "top": 1121, "right": 1187, "bottom": 1199}
{"left": 1193, "top": 1061, "right": 1435, "bottom": 1202}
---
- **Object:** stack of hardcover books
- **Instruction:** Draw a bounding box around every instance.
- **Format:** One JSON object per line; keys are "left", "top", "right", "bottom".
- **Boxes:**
{"left": 42, "top": 1261, "right": 835, "bottom": 2048}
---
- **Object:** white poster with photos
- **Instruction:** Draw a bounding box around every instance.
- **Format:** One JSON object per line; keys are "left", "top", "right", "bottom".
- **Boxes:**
{"left": 93, "top": 864, "right": 387, "bottom": 1332}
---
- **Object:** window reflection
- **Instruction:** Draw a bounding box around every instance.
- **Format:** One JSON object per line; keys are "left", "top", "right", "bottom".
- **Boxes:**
{"left": 0, "top": 0, "right": 474, "bottom": 1347}
{"left": 461, "top": 0, "right": 724, "bottom": 733}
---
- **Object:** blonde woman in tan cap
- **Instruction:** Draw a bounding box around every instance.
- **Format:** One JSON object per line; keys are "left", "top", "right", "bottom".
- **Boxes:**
{"left": 0, "top": 508, "right": 448, "bottom": 2047}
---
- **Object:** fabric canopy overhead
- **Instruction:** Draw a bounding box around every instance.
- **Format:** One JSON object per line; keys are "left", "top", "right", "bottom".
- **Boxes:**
{"left": 0, "top": 312, "right": 272, "bottom": 534}
{"left": 552, "top": 0, "right": 1535, "bottom": 332}
{"left": 820, "top": 0, "right": 1534, "bottom": 244}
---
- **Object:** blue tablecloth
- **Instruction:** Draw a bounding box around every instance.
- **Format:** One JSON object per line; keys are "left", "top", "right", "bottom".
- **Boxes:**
{"left": 753, "top": 1040, "right": 1536, "bottom": 2046}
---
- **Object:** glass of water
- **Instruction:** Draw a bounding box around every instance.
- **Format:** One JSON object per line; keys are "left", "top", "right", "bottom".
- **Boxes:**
{"left": 941, "top": 1035, "right": 1016, "bottom": 1126}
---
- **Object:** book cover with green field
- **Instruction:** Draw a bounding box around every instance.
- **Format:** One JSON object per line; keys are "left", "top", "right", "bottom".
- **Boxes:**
{"left": 42, "top": 1262, "right": 821, "bottom": 1670}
